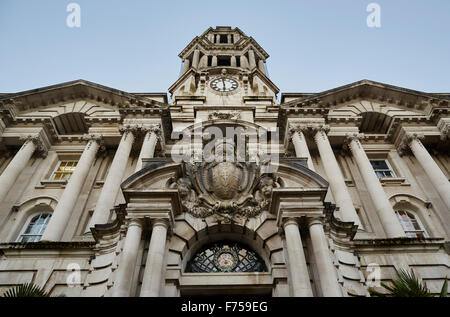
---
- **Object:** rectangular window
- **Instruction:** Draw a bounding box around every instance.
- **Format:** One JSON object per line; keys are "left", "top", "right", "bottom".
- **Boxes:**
{"left": 51, "top": 160, "right": 78, "bottom": 180}
{"left": 370, "top": 159, "right": 395, "bottom": 178}
{"left": 220, "top": 34, "right": 227, "bottom": 43}
{"left": 217, "top": 56, "right": 231, "bottom": 66}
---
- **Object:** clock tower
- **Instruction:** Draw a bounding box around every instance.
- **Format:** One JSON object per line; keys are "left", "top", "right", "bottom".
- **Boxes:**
{"left": 168, "top": 26, "right": 279, "bottom": 126}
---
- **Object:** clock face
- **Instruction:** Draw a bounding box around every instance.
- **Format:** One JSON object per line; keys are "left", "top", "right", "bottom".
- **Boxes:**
{"left": 210, "top": 77, "right": 239, "bottom": 92}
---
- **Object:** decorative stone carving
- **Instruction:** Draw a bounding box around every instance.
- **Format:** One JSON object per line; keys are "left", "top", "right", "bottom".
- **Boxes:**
{"left": 437, "top": 119, "right": 450, "bottom": 141}
{"left": 143, "top": 123, "right": 162, "bottom": 138}
{"left": 170, "top": 162, "right": 279, "bottom": 220}
{"left": 208, "top": 111, "right": 240, "bottom": 121}
{"left": 83, "top": 134, "right": 106, "bottom": 155}
{"left": 343, "top": 133, "right": 365, "bottom": 152}
{"left": 19, "top": 134, "right": 48, "bottom": 158}
{"left": 397, "top": 132, "right": 424, "bottom": 156}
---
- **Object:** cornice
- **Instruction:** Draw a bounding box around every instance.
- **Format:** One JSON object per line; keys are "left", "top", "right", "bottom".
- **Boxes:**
{"left": 0, "top": 80, "right": 168, "bottom": 119}
{"left": 0, "top": 241, "right": 96, "bottom": 250}
{"left": 280, "top": 80, "right": 449, "bottom": 116}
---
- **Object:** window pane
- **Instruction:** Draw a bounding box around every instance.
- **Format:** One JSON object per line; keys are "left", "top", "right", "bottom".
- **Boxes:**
{"left": 370, "top": 160, "right": 389, "bottom": 169}
{"left": 20, "top": 214, "right": 51, "bottom": 243}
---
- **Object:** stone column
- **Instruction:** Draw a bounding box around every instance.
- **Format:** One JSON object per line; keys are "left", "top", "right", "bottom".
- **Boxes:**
{"left": 258, "top": 59, "right": 266, "bottom": 74}
{"left": 42, "top": 135, "right": 102, "bottom": 241}
{"left": 198, "top": 55, "right": 207, "bottom": 69}
{"left": 192, "top": 49, "right": 200, "bottom": 69}
{"left": 289, "top": 124, "right": 315, "bottom": 171}
{"left": 240, "top": 55, "right": 249, "bottom": 69}
{"left": 135, "top": 124, "right": 160, "bottom": 172}
{"left": 87, "top": 126, "right": 136, "bottom": 230}
{"left": 0, "top": 135, "right": 43, "bottom": 203}
{"left": 211, "top": 55, "right": 218, "bottom": 67}
{"left": 402, "top": 133, "right": 450, "bottom": 211}
{"left": 308, "top": 218, "right": 342, "bottom": 297}
{"left": 230, "top": 55, "right": 236, "bottom": 67}
{"left": 181, "top": 59, "right": 190, "bottom": 74}
{"left": 313, "top": 126, "right": 361, "bottom": 227}
{"left": 140, "top": 219, "right": 169, "bottom": 297}
{"left": 248, "top": 49, "right": 256, "bottom": 69}
{"left": 112, "top": 219, "right": 143, "bottom": 297}
{"left": 283, "top": 219, "right": 313, "bottom": 297}
{"left": 347, "top": 133, "right": 405, "bottom": 238}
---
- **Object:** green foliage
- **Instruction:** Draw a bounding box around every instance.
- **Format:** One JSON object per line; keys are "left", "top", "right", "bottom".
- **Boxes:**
{"left": 369, "top": 268, "right": 448, "bottom": 297}
{"left": 1, "top": 283, "right": 51, "bottom": 297}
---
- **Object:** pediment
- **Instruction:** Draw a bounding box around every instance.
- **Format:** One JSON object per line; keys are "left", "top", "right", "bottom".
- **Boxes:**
{"left": 18, "top": 100, "right": 119, "bottom": 118}
{"left": 0, "top": 79, "right": 167, "bottom": 119}
{"left": 281, "top": 80, "right": 449, "bottom": 115}
{"left": 329, "top": 99, "right": 426, "bottom": 117}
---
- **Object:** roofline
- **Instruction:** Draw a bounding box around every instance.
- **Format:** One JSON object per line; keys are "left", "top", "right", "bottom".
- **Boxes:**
{"left": 280, "top": 79, "right": 450, "bottom": 106}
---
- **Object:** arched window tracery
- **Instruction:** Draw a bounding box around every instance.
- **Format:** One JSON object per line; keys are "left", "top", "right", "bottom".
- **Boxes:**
{"left": 186, "top": 241, "right": 267, "bottom": 273}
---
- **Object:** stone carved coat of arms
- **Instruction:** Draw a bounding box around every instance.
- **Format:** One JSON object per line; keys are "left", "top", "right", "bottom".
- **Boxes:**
{"left": 169, "top": 162, "right": 278, "bottom": 220}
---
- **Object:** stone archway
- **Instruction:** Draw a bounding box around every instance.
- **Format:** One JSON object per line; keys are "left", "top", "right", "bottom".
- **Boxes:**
{"left": 165, "top": 217, "right": 287, "bottom": 296}
{"left": 113, "top": 156, "right": 337, "bottom": 297}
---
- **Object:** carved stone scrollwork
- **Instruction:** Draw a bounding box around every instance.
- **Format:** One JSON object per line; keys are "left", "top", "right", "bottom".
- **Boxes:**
{"left": 19, "top": 134, "right": 48, "bottom": 158}
{"left": 397, "top": 132, "right": 424, "bottom": 156}
{"left": 288, "top": 124, "right": 308, "bottom": 139}
{"left": 437, "top": 119, "right": 450, "bottom": 141}
{"left": 343, "top": 132, "right": 365, "bottom": 153}
{"left": 170, "top": 162, "right": 279, "bottom": 221}
{"left": 118, "top": 124, "right": 140, "bottom": 136}
{"left": 143, "top": 123, "right": 162, "bottom": 138}
{"left": 82, "top": 134, "right": 105, "bottom": 153}
{"left": 208, "top": 111, "right": 241, "bottom": 121}
{"left": 311, "top": 124, "right": 330, "bottom": 135}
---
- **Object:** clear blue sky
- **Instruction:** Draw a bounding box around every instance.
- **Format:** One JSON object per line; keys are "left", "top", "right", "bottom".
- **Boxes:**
{"left": 1, "top": 0, "right": 449, "bottom": 95}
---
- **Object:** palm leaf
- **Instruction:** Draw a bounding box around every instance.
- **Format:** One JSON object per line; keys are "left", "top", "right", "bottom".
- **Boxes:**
{"left": 2, "top": 283, "right": 50, "bottom": 297}
{"left": 369, "top": 268, "right": 434, "bottom": 297}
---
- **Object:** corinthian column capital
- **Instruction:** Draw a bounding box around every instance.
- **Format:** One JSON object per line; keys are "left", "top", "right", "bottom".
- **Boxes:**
{"left": 397, "top": 132, "right": 424, "bottom": 156}
{"left": 288, "top": 124, "right": 307, "bottom": 139}
{"left": 312, "top": 124, "right": 330, "bottom": 135}
{"left": 82, "top": 134, "right": 105, "bottom": 152}
{"left": 345, "top": 132, "right": 365, "bottom": 143}
{"left": 119, "top": 124, "right": 139, "bottom": 136}
{"left": 343, "top": 133, "right": 366, "bottom": 153}
{"left": 437, "top": 119, "right": 450, "bottom": 141}
{"left": 143, "top": 123, "right": 162, "bottom": 138}
{"left": 19, "top": 134, "right": 48, "bottom": 158}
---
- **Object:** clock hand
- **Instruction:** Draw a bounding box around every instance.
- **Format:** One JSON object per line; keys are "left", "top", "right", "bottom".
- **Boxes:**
{"left": 222, "top": 78, "right": 226, "bottom": 91}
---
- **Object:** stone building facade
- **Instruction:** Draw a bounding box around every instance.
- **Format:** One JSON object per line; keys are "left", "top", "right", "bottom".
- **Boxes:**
{"left": 0, "top": 26, "right": 449, "bottom": 297}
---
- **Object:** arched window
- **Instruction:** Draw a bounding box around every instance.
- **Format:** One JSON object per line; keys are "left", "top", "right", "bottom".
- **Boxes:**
{"left": 186, "top": 241, "right": 267, "bottom": 273}
{"left": 17, "top": 213, "right": 52, "bottom": 242}
{"left": 395, "top": 210, "right": 427, "bottom": 238}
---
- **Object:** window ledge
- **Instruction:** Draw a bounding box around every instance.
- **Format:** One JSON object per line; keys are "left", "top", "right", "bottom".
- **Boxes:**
{"left": 36, "top": 179, "right": 68, "bottom": 189}
{"left": 378, "top": 177, "right": 409, "bottom": 186}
